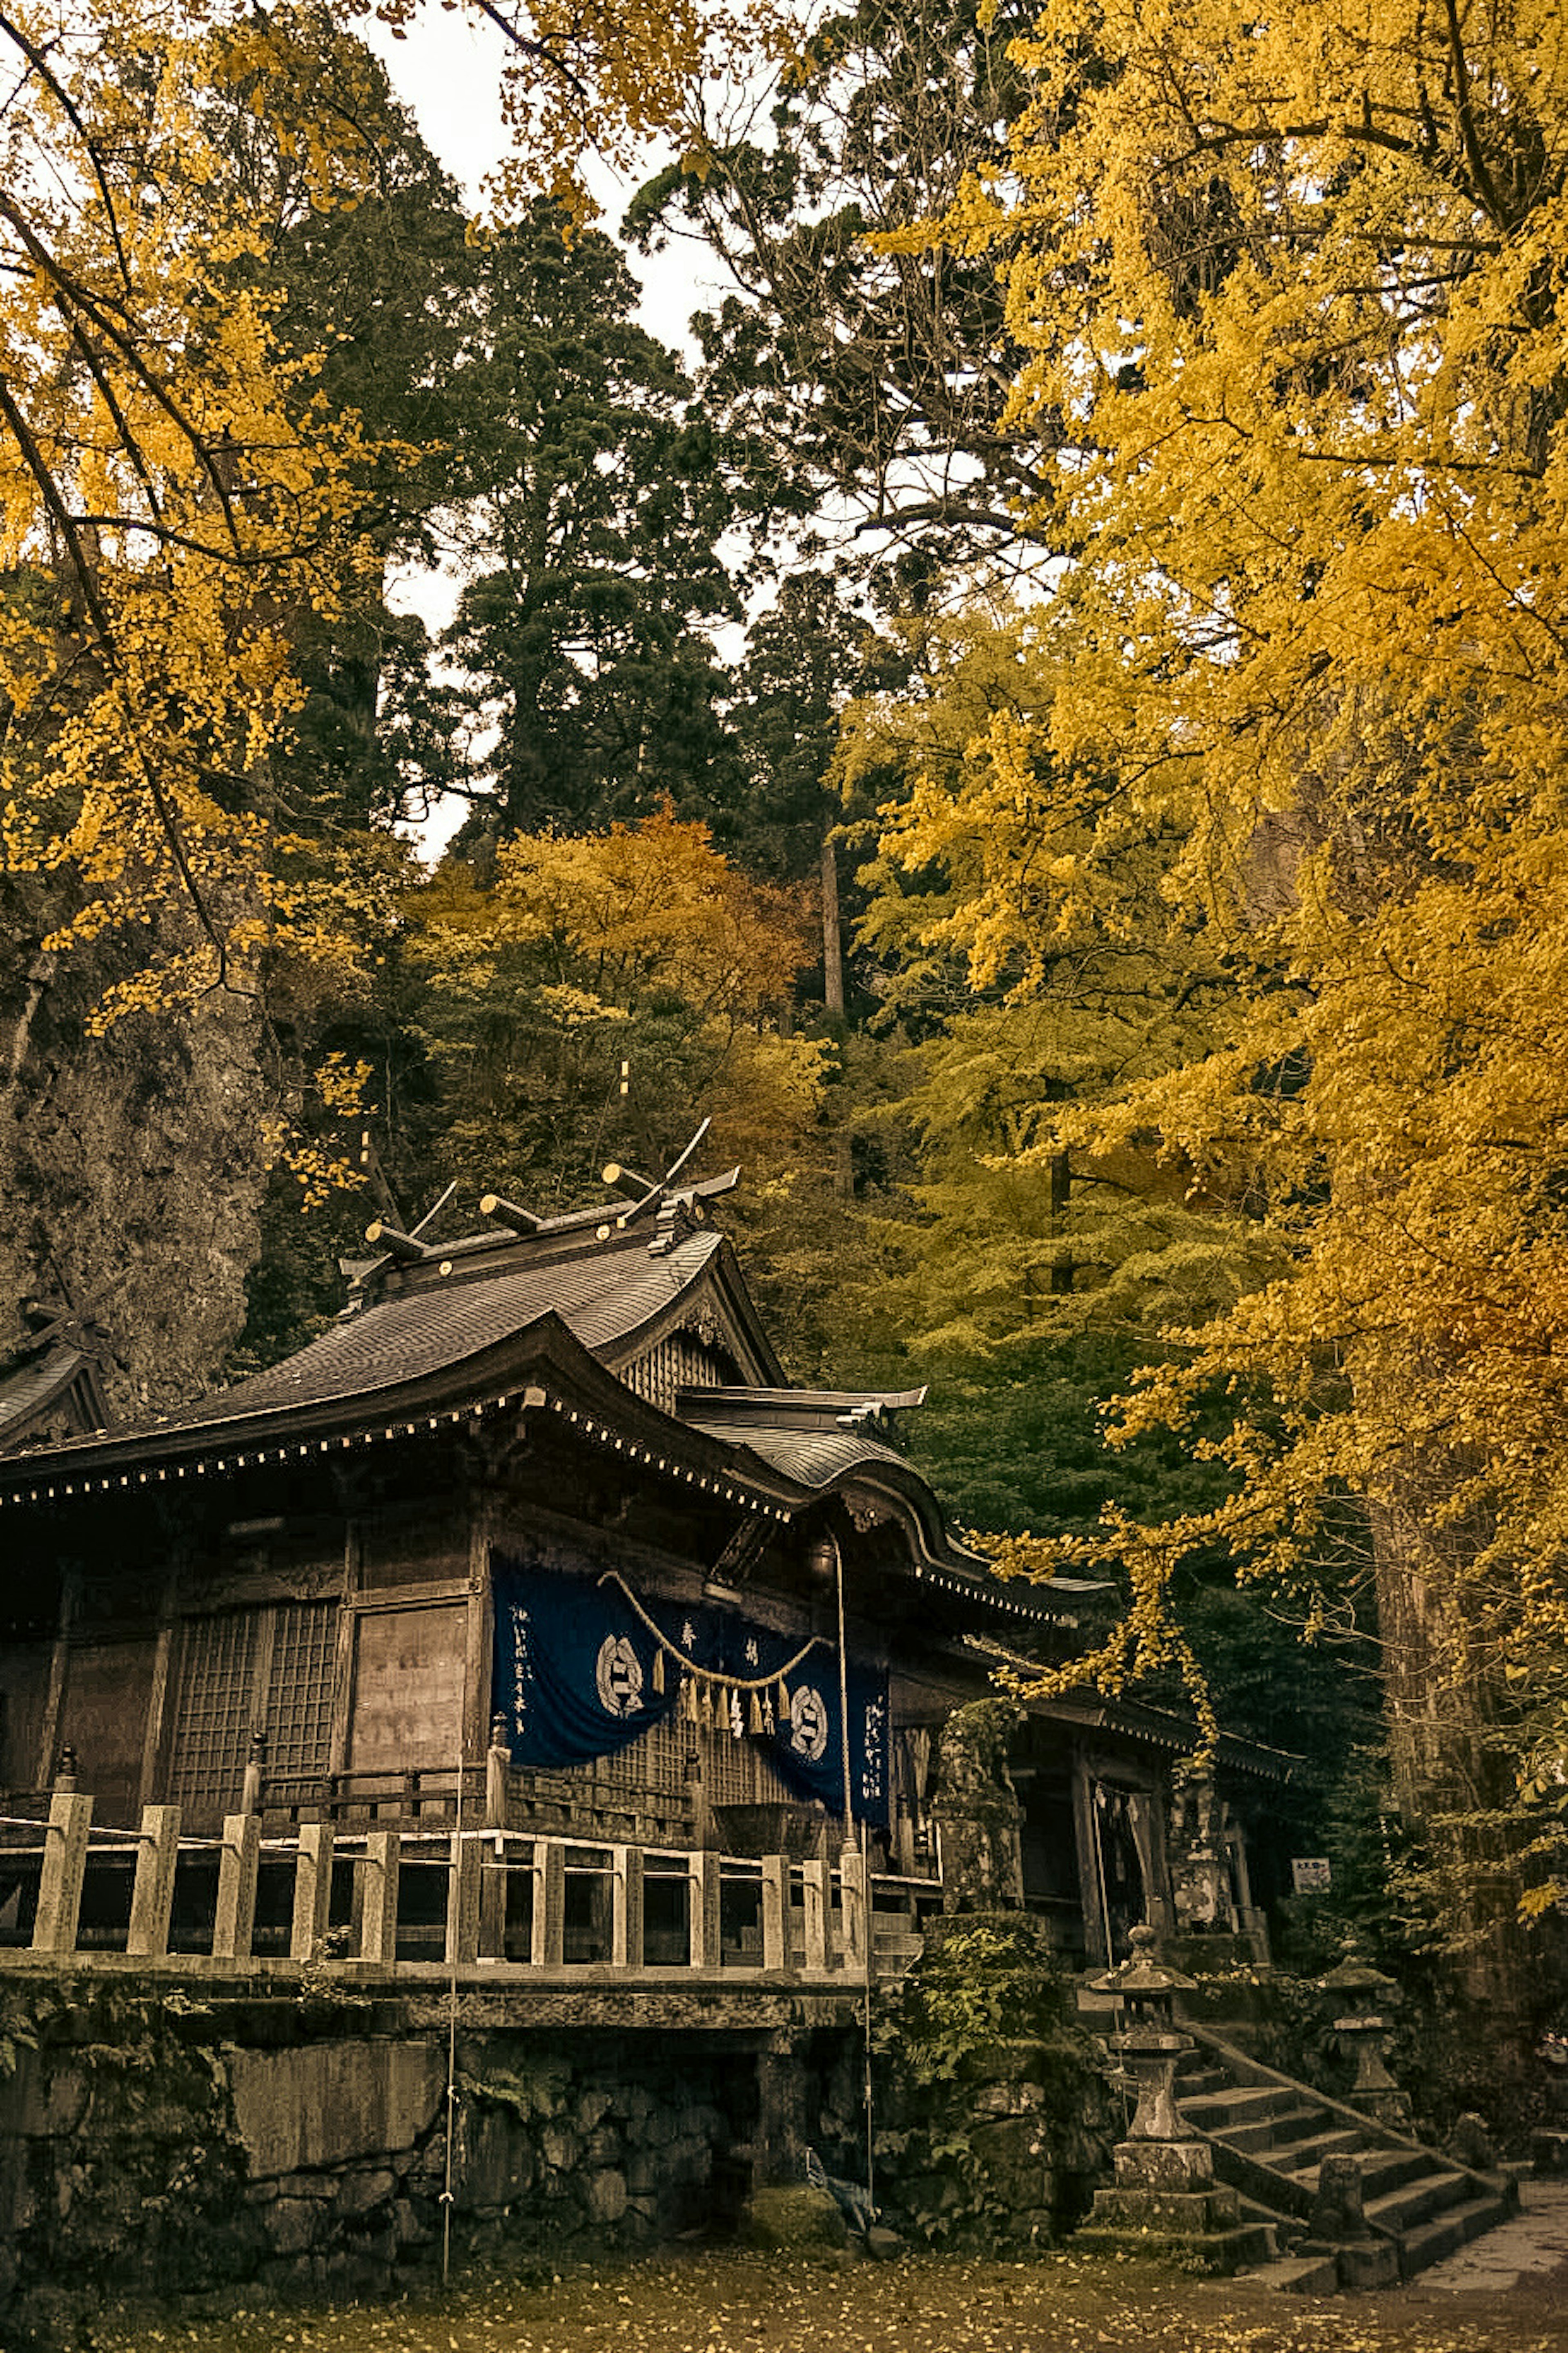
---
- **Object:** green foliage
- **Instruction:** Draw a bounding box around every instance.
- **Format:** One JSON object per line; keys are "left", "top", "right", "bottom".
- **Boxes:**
{"left": 437, "top": 204, "right": 740, "bottom": 843}
{"left": 873, "top": 1918, "right": 1069, "bottom": 2088}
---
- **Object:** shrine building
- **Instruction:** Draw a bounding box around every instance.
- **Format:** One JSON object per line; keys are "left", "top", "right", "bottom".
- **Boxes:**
{"left": 0, "top": 1151, "right": 1288, "bottom": 1972}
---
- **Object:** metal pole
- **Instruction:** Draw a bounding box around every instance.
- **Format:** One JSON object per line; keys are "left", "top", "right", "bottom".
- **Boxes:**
{"left": 832, "top": 1532, "right": 853, "bottom": 1860}
{"left": 442, "top": 1726, "right": 463, "bottom": 2284}
{"left": 831, "top": 1531, "right": 876, "bottom": 2219}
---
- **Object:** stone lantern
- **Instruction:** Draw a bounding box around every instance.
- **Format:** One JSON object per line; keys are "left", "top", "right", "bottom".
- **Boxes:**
{"left": 1318, "top": 1946, "right": 1411, "bottom": 2130}
{"left": 1076, "top": 1924, "right": 1270, "bottom": 2272}
{"left": 1092, "top": 1923, "right": 1197, "bottom": 2141}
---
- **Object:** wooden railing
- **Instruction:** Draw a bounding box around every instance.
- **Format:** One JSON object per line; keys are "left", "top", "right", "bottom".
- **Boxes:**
{"left": 0, "top": 1789, "right": 941, "bottom": 1982}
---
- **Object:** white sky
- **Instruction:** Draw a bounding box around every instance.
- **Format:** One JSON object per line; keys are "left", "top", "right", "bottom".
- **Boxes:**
{"left": 359, "top": 9, "right": 733, "bottom": 858}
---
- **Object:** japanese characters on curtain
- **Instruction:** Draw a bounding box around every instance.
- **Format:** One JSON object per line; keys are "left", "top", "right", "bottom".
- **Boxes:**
{"left": 490, "top": 1552, "right": 890, "bottom": 1827}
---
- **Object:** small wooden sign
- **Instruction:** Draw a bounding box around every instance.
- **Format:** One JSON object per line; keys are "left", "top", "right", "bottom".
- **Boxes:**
{"left": 1292, "top": 1856, "right": 1332, "bottom": 1894}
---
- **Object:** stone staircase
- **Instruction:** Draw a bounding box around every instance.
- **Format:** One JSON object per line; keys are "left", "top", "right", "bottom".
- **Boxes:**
{"left": 1176, "top": 2026, "right": 1518, "bottom": 2291}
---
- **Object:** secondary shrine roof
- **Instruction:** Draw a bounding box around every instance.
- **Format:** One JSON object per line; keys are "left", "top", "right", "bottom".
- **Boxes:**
{"left": 154, "top": 1224, "right": 741, "bottom": 1433}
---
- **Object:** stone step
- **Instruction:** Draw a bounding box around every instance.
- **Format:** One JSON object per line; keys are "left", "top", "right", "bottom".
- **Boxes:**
{"left": 1253, "top": 2251, "right": 1342, "bottom": 2295}
{"left": 1285, "top": 2144, "right": 1430, "bottom": 2199}
{"left": 1366, "top": 2168, "right": 1483, "bottom": 2238}
{"left": 1073, "top": 2216, "right": 1276, "bottom": 2275}
{"left": 1210, "top": 2104, "right": 1350, "bottom": 2158}
{"left": 1180, "top": 2085, "right": 1301, "bottom": 2132}
{"left": 1397, "top": 2190, "right": 1515, "bottom": 2279}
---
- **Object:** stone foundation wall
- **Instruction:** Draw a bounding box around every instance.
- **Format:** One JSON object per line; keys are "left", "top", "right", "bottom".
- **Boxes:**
{"left": 0, "top": 1980, "right": 851, "bottom": 2344}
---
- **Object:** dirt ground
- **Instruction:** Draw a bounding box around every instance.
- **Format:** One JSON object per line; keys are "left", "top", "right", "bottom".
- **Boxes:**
{"left": 82, "top": 2217, "right": 1568, "bottom": 2353}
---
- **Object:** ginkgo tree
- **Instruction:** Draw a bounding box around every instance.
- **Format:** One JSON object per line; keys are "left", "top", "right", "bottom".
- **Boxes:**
{"left": 0, "top": 0, "right": 393, "bottom": 1034}
{"left": 403, "top": 804, "right": 826, "bottom": 1210}
{"left": 865, "top": 0, "right": 1568, "bottom": 1945}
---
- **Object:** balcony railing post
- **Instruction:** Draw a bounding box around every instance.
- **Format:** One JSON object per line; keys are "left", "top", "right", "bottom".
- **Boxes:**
{"left": 446, "top": 1829, "right": 483, "bottom": 1965}
{"left": 214, "top": 1813, "right": 260, "bottom": 1961}
{"left": 688, "top": 1848, "right": 721, "bottom": 1970}
{"left": 761, "top": 1854, "right": 791, "bottom": 1975}
{"left": 611, "top": 1845, "right": 644, "bottom": 1969}
{"left": 127, "top": 1803, "right": 182, "bottom": 1959}
{"left": 32, "top": 1787, "right": 93, "bottom": 1956}
{"left": 241, "top": 1730, "right": 267, "bottom": 1819}
{"left": 800, "top": 1858, "right": 831, "bottom": 1974}
{"left": 485, "top": 1715, "right": 510, "bottom": 1829}
{"left": 531, "top": 1837, "right": 565, "bottom": 1968}
{"left": 359, "top": 1829, "right": 400, "bottom": 1966}
{"left": 840, "top": 1841, "right": 868, "bottom": 1975}
{"left": 290, "top": 1822, "right": 334, "bottom": 1961}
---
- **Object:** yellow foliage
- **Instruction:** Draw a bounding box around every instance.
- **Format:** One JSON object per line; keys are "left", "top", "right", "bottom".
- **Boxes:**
{"left": 0, "top": 1, "right": 385, "bottom": 1022}
{"left": 406, "top": 807, "right": 826, "bottom": 1198}
{"left": 364, "top": 0, "right": 808, "bottom": 222}
{"left": 864, "top": 0, "right": 1568, "bottom": 1812}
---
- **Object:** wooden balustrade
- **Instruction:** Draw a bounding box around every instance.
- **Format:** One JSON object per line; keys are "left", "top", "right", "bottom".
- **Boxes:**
{"left": 4, "top": 1784, "right": 940, "bottom": 1982}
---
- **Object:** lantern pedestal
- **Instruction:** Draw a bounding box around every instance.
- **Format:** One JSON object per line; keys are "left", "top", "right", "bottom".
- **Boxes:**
{"left": 1074, "top": 1926, "right": 1273, "bottom": 2274}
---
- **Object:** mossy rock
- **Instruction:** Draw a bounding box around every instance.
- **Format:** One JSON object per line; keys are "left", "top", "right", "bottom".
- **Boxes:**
{"left": 735, "top": 2186, "right": 849, "bottom": 2251}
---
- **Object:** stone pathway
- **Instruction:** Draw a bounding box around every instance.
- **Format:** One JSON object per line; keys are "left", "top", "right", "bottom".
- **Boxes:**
{"left": 1414, "top": 2179, "right": 1568, "bottom": 2295}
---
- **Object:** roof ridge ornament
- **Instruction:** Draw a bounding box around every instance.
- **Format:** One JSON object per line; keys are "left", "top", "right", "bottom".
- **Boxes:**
{"left": 472, "top": 1118, "right": 741, "bottom": 1246}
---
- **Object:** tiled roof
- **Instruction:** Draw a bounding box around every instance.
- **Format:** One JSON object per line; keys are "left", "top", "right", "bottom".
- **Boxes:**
{"left": 150, "top": 1229, "right": 725, "bottom": 1439}
{"left": 0, "top": 1343, "right": 96, "bottom": 1450}
{"left": 684, "top": 1416, "right": 911, "bottom": 1492}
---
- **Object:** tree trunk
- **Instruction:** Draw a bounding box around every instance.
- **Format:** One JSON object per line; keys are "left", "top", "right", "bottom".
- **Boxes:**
{"left": 821, "top": 835, "right": 844, "bottom": 1018}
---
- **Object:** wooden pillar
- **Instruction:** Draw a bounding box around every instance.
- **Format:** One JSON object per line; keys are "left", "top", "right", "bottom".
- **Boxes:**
{"left": 127, "top": 1803, "right": 181, "bottom": 1959}
{"left": 290, "top": 1822, "right": 334, "bottom": 1961}
{"left": 612, "top": 1845, "right": 644, "bottom": 1969}
{"left": 479, "top": 1832, "right": 507, "bottom": 1960}
{"left": 359, "top": 1829, "right": 400, "bottom": 1967}
{"left": 840, "top": 1843, "right": 868, "bottom": 1974}
{"left": 800, "top": 1858, "right": 831, "bottom": 1974}
{"left": 688, "top": 1849, "right": 721, "bottom": 1970}
{"left": 446, "top": 1827, "right": 483, "bottom": 1965}
{"left": 35, "top": 1569, "right": 78, "bottom": 1791}
{"left": 31, "top": 1789, "right": 92, "bottom": 1956}
{"left": 1071, "top": 1750, "right": 1108, "bottom": 1968}
{"left": 214, "top": 1813, "right": 260, "bottom": 1961}
{"left": 463, "top": 1512, "right": 494, "bottom": 1763}
{"left": 761, "top": 1856, "right": 791, "bottom": 1975}
{"left": 138, "top": 1609, "right": 176, "bottom": 1812}
{"left": 485, "top": 1717, "right": 511, "bottom": 1829}
{"left": 755, "top": 2032, "right": 809, "bottom": 2187}
{"left": 531, "top": 1837, "right": 565, "bottom": 1968}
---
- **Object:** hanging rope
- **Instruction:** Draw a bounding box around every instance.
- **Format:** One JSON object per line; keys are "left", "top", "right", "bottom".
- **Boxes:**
{"left": 597, "top": 1569, "right": 825, "bottom": 1691}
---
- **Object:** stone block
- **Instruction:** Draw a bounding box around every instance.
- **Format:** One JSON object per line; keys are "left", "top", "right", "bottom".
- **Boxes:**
{"left": 393, "top": 2197, "right": 429, "bottom": 2247}
{"left": 335, "top": 2166, "right": 396, "bottom": 2218}
{"left": 585, "top": 2168, "right": 629, "bottom": 2225}
{"left": 1090, "top": 2186, "right": 1239, "bottom": 2232}
{"left": 1111, "top": 2138, "right": 1214, "bottom": 2191}
{"left": 265, "top": 2199, "right": 321, "bottom": 2256}
{"left": 540, "top": 2121, "right": 581, "bottom": 2172}
{"left": 461, "top": 2108, "right": 536, "bottom": 2206}
{"left": 737, "top": 2185, "right": 849, "bottom": 2251}
{"left": 278, "top": 2171, "right": 340, "bottom": 2201}
{"left": 1335, "top": 2239, "right": 1400, "bottom": 2291}
{"left": 228, "top": 2039, "right": 444, "bottom": 2178}
{"left": 9, "top": 2050, "right": 90, "bottom": 2137}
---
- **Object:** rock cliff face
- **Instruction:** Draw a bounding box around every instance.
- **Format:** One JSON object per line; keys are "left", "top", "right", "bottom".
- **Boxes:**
{"left": 0, "top": 943, "right": 266, "bottom": 1423}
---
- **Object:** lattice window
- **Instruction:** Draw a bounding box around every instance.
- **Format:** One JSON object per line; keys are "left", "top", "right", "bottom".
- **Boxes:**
{"left": 622, "top": 1332, "right": 726, "bottom": 1415}
{"left": 560, "top": 1711, "right": 688, "bottom": 1798}
{"left": 549, "top": 1714, "right": 794, "bottom": 1810}
{"left": 265, "top": 1602, "right": 337, "bottom": 1780}
{"left": 167, "top": 1600, "right": 337, "bottom": 1813}
{"left": 698, "top": 1723, "right": 796, "bottom": 1809}
{"left": 167, "top": 1611, "right": 262, "bottom": 1812}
